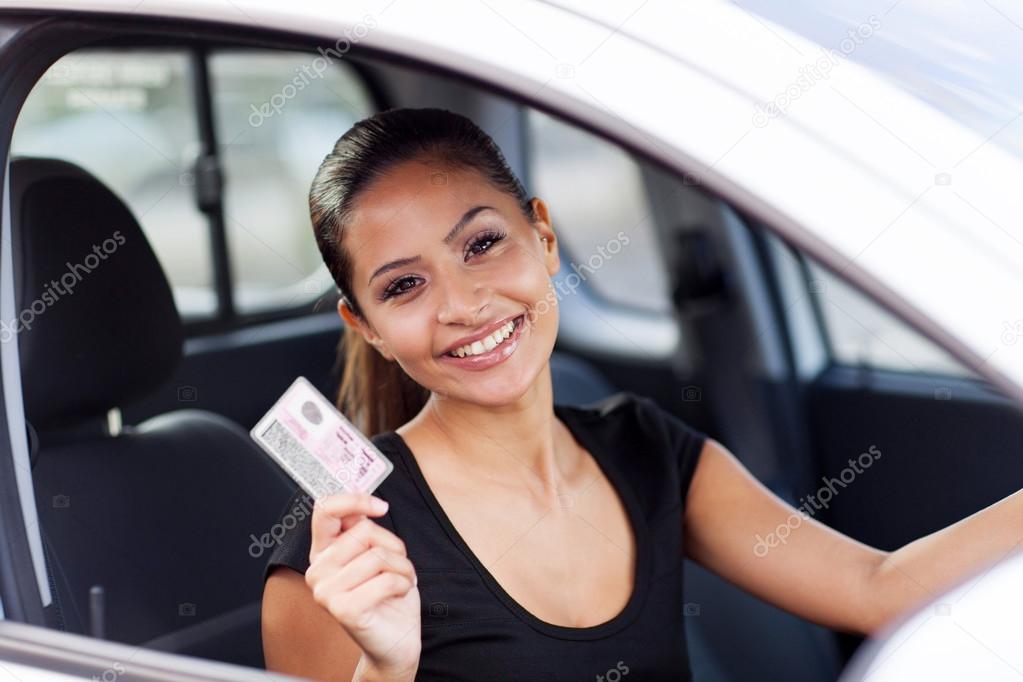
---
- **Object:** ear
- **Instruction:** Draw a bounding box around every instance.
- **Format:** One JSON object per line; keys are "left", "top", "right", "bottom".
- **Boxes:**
{"left": 338, "top": 299, "right": 394, "bottom": 361}
{"left": 529, "top": 197, "right": 560, "bottom": 276}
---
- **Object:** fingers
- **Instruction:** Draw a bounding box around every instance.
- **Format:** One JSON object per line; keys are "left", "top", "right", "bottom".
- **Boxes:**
{"left": 309, "top": 492, "right": 389, "bottom": 559}
{"left": 316, "top": 571, "right": 417, "bottom": 632}
{"left": 306, "top": 517, "right": 408, "bottom": 586}
{"left": 318, "top": 545, "right": 416, "bottom": 593}
{"left": 304, "top": 512, "right": 418, "bottom": 635}
{"left": 309, "top": 549, "right": 416, "bottom": 627}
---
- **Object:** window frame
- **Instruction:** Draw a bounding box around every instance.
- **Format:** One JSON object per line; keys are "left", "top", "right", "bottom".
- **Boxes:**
{"left": 191, "top": 40, "right": 389, "bottom": 335}
{"left": 2, "top": 8, "right": 1013, "bottom": 634}
{"left": 0, "top": 23, "right": 393, "bottom": 627}
{"left": 17, "top": 32, "right": 393, "bottom": 337}
{"left": 770, "top": 229, "right": 992, "bottom": 383}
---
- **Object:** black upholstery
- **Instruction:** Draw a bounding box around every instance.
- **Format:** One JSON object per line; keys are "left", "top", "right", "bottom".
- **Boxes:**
{"left": 10, "top": 158, "right": 182, "bottom": 431}
{"left": 31, "top": 410, "right": 294, "bottom": 655}
{"left": 550, "top": 352, "right": 618, "bottom": 406}
{"left": 11, "top": 157, "right": 294, "bottom": 667}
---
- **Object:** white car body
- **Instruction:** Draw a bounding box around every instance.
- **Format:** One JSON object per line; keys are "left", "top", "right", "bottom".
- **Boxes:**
{"left": 2, "top": 1, "right": 1022, "bottom": 679}
{"left": 7, "top": 0, "right": 1021, "bottom": 405}
{"left": 840, "top": 550, "right": 1023, "bottom": 681}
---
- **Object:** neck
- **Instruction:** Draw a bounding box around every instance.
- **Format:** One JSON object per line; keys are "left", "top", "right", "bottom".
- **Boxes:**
{"left": 399, "top": 366, "right": 578, "bottom": 503}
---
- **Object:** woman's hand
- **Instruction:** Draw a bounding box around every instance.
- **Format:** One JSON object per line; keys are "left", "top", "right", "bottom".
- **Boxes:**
{"left": 306, "top": 492, "right": 421, "bottom": 677}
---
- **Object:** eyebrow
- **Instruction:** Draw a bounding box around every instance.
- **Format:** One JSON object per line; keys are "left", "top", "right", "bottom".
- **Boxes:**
{"left": 367, "top": 205, "right": 496, "bottom": 286}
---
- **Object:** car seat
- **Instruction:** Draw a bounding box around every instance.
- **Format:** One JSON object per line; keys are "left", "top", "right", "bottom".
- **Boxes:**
{"left": 10, "top": 156, "right": 296, "bottom": 668}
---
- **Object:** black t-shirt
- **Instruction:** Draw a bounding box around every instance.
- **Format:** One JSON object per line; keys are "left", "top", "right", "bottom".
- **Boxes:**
{"left": 263, "top": 390, "right": 707, "bottom": 681}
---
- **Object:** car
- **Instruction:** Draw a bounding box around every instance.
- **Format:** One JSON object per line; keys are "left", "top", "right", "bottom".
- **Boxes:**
{"left": 839, "top": 550, "right": 1023, "bottom": 681}
{"left": 0, "top": 0, "right": 1021, "bottom": 680}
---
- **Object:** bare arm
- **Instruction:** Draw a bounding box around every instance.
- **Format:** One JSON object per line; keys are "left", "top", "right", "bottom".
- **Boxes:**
{"left": 262, "top": 567, "right": 416, "bottom": 682}
{"left": 262, "top": 566, "right": 363, "bottom": 681}
{"left": 684, "top": 438, "right": 1023, "bottom": 635}
{"left": 870, "top": 486, "right": 1023, "bottom": 626}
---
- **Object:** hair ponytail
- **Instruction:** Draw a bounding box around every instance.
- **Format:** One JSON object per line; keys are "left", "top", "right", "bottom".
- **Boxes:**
{"left": 310, "top": 107, "right": 536, "bottom": 436}
{"left": 333, "top": 323, "right": 430, "bottom": 438}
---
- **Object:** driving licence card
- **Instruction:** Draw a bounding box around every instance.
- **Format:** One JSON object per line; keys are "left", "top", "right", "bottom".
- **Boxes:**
{"left": 250, "top": 376, "right": 394, "bottom": 499}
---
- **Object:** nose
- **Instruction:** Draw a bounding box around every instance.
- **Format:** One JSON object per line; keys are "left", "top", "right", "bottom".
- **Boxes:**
{"left": 436, "top": 268, "right": 491, "bottom": 326}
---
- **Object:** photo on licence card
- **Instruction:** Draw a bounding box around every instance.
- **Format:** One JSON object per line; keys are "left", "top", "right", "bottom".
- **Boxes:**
{"left": 250, "top": 376, "right": 394, "bottom": 499}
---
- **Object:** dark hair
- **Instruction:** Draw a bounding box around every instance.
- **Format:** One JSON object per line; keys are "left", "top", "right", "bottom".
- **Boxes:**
{"left": 310, "top": 107, "right": 538, "bottom": 436}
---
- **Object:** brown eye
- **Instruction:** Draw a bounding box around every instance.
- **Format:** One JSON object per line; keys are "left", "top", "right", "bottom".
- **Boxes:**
{"left": 380, "top": 276, "right": 421, "bottom": 301}
{"left": 465, "top": 229, "right": 506, "bottom": 260}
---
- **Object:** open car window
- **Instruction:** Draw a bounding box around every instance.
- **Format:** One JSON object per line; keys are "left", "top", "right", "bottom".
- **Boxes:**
{"left": 13, "top": 47, "right": 375, "bottom": 321}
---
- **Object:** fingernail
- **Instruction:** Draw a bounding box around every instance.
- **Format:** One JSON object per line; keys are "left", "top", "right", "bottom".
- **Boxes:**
{"left": 371, "top": 496, "right": 389, "bottom": 513}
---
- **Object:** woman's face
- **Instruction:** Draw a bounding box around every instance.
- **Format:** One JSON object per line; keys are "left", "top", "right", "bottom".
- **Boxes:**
{"left": 339, "top": 158, "right": 561, "bottom": 406}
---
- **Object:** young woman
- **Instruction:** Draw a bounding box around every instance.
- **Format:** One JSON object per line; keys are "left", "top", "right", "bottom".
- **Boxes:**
{"left": 261, "top": 107, "right": 1023, "bottom": 681}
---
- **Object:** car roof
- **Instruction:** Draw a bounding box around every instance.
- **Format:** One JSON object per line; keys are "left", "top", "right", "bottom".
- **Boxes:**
{"left": 7, "top": 0, "right": 1023, "bottom": 403}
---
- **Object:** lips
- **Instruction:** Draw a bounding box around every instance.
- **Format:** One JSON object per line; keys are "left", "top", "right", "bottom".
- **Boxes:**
{"left": 439, "top": 313, "right": 523, "bottom": 357}
{"left": 437, "top": 313, "right": 526, "bottom": 371}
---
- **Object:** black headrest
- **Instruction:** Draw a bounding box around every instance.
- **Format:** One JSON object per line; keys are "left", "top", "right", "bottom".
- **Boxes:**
{"left": 9, "top": 157, "right": 183, "bottom": 430}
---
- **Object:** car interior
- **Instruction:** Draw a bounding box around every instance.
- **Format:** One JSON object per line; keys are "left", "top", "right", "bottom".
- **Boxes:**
{"left": 2, "top": 12, "right": 1023, "bottom": 682}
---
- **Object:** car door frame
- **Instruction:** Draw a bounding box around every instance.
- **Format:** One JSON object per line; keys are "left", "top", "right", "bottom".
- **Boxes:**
{"left": 2, "top": 3, "right": 1023, "bottom": 674}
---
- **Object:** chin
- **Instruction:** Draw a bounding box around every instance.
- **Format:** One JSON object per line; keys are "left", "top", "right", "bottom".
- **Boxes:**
{"left": 466, "top": 359, "right": 549, "bottom": 406}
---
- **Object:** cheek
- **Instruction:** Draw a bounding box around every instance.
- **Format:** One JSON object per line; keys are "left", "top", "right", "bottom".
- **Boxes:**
{"left": 492, "top": 243, "right": 552, "bottom": 295}
{"left": 376, "top": 315, "right": 433, "bottom": 358}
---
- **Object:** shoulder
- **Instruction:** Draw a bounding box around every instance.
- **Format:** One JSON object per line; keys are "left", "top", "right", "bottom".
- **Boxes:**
{"left": 556, "top": 389, "right": 657, "bottom": 426}
{"left": 559, "top": 390, "right": 706, "bottom": 448}
{"left": 561, "top": 390, "right": 710, "bottom": 512}
{"left": 561, "top": 390, "right": 709, "bottom": 489}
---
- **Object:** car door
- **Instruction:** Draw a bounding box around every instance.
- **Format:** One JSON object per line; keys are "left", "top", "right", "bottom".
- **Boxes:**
{"left": 2, "top": 3, "right": 1023, "bottom": 681}
{"left": 754, "top": 229, "right": 1023, "bottom": 661}
{"left": 0, "top": 10, "right": 837, "bottom": 680}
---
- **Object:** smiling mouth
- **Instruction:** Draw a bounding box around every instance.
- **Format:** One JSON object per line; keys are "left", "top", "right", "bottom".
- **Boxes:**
{"left": 442, "top": 313, "right": 525, "bottom": 358}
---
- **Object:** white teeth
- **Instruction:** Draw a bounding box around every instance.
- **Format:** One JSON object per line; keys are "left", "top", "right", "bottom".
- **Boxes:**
{"left": 450, "top": 318, "right": 518, "bottom": 358}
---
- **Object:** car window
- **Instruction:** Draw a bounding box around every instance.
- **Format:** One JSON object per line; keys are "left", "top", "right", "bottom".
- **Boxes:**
{"left": 209, "top": 50, "right": 374, "bottom": 313}
{"left": 11, "top": 47, "right": 376, "bottom": 320}
{"left": 526, "top": 109, "right": 672, "bottom": 314}
{"left": 803, "top": 255, "right": 978, "bottom": 378}
{"left": 11, "top": 49, "right": 216, "bottom": 318}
